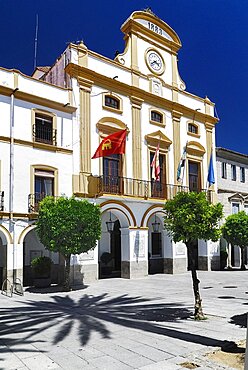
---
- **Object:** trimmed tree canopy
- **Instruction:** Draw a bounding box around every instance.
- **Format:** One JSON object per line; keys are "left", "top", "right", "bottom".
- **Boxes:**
{"left": 36, "top": 197, "right": 101, "bottom": 257}
{"left": 222, "top": 211, "right": 248, "bottom": 248}
{"left": 163, "top": 191, "right": 223, "bottom": 244}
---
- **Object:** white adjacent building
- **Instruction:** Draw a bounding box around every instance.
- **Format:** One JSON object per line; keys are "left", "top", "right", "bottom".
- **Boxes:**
{"left": 0, "top": 67, "right": 76, "bottom": 287}
{"left": 216, "top": 147, "right": 248, "bottom": 268}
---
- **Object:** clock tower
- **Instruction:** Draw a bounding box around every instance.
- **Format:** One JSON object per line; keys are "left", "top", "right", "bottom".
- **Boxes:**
{"left": 115, "top": 9, "right": 186, "bottom": 92}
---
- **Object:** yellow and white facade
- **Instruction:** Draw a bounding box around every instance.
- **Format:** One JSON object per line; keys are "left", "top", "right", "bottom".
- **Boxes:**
{"left": 40, "top": 10, "right": 219, "bottom": 282}
{"left": 0, "top": 9, "right": 220, "bottom": 287}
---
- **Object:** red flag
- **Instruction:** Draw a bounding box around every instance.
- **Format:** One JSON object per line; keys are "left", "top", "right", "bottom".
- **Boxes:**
{"left": 151, "top": 144, "right": 160, "bottom": 181}
{"left": 92, "top": 129, "right": 127, "bottom": 159}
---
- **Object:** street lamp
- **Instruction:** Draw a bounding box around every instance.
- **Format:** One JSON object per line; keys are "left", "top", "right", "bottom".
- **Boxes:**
{"left": 106, "top": 212, "right": 115, "bottom": 233}
{"left": 152, "top": 214, "right": 160, "bottom": 233}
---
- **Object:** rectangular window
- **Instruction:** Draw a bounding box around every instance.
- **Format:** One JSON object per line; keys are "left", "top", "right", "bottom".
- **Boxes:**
{"left": 244, "top": 205, "right": 248, "bottom": 215}
{"left": 240, "top": 167, "right": 245, "bottom": 183}
{"left": 232, "top": 202, "right": 240, "bottom": 214}
{"left": 231, "top": 164, "right": 236, "bottom": 181}
{"left": 34, "top": 114, "right": 56, "bottom": 145}
{"left": 221, "top": 162, "right": 227, "bottom": 179}
{"left": 189, "top": 161, "right": 200, "bottom": 192}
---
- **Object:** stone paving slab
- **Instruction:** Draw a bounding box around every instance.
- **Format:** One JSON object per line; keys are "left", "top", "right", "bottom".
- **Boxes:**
{"left": 0, "top": 271, "right": 247, "bottom": 369}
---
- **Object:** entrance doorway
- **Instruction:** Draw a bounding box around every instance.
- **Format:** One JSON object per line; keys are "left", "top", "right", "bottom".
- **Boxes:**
{"left": 110, "top": 220, "right": 121, "bottom": 276}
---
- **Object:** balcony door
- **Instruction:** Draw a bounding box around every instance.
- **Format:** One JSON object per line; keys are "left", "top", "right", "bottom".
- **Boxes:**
{"left": 188, "top": 161, "right": 201, "bottom": 192}
{"left": 150, "top": 152, "right": 166, "bottom": 198}
{"left": 34, "top": 114, "right": 54, "bottom": 145}
{"left": 103, "top": 154, "right": 122, "bottom": 194}
{"left": 34, "top": 170, "right": 54, "bottom": 209}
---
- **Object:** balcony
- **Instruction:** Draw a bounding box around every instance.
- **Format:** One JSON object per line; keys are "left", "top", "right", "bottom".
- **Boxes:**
{"left": 97, "top": 176, "right": 190, "bottom": 200}
{"left": 28, "top": 193, "right": 50, "bottom": 213}
{"left": 0, "top": 191, "right": 4, "bottom": 211}
{"left": 33, "top": 124, "right": 57, "bottom": 146}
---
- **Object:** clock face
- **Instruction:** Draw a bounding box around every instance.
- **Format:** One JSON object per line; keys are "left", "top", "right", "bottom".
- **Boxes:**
{"left": 147, "top": 51, "right": 164, "bottom": 73}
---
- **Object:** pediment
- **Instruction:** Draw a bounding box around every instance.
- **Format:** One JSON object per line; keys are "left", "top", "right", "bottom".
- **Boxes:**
{"left": 145, "top": 130, "right": 172, "bottom": 151}
{"left": 228, "top": 193, "right": 244, "bottom": 202}
{"left": 186, "top": 141, "right": 206, "bottom": 157}
{"left": 121, "top": 10, "right": 182, "bottom": 51}
{"left": 96, "top": 117, "right": 128, "bottom": 136}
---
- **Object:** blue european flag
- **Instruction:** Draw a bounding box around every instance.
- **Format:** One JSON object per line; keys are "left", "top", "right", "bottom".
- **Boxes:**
{"left": 207, "top": 153, "right": 215, "bottom": 186}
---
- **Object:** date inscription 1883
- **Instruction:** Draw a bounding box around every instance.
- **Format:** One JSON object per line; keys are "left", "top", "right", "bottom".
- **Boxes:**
{"left": 148, "top": 22, "right": 163, "bottom": 35}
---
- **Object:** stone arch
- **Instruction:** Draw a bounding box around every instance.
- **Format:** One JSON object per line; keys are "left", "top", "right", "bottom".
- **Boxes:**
{"left": 100, "top": 200, "right": 136, "bottom": 227}
{"left": 0, "top": 225, "right": 13, "bottom": 245}
{"left": 141, "top": 205, "right": 165, "bottom": 228}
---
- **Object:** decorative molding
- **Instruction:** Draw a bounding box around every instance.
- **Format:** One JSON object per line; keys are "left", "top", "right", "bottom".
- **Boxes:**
{"left": 145, "top": 130, "right": 172, "bottom": 151}
{"left": 186, "top": 141, "right": 206, "bottom": 157}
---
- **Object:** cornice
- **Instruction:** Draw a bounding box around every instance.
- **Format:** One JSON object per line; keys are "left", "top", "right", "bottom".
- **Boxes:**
{"left": 0, "top": 136, "right": 73, "bottom": 154}
{"left": 65, "top": 63, "right": 218, "bottom": 124}
{"left": 0, "top": 87, "right": 76, "bottom": 114}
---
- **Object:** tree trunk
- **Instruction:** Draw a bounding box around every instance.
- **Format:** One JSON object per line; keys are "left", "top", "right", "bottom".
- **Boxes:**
{"left": 191, "top": 269, "right": 205, "bottom": 320}
{"left": 240, "top": 247, "right": 246, "bottom": 270}
{"left": 63, "top": 254, "right": 71, "bottom": 291}
{"left": 187, "top": 241, "right": 205, "bottom": 320}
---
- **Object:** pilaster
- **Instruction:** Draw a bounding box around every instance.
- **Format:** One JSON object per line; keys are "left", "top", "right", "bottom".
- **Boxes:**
{"left": 172, "top": 110, "right": 183, "bottom": 183}
{"left": 130, "top": 96, "right": 143, "bottom": 180}
{"left": 78, "top": 77, "right": 93, "bottom": 194}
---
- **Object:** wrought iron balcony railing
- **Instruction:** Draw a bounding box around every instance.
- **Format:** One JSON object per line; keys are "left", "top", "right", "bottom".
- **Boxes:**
{"left": 96, "top": 175, "right": 214, "bottom": 201}
{"left": 33, "top": 124, "right": 57, "bottom": 146}
{"left": 0, "top": 191, "right": 4, "bottom": 211}
{"left": 28, "top": 193, "right": 55, "bottom": 213}
{"left": 98, "top": 175, "right": 191, "bottom": 200}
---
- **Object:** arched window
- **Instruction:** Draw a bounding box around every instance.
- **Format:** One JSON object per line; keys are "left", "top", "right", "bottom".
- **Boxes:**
{"left": 105, "top": 95, "right": 119, "bottom": 110}
{"left": 151, "top": 111, "right": 163, "bottom": 124}
{"left": 188, "top": 123, "right": 198, "bottom": 135}
{"left": 102, "top": 93, "right": 123, "bottom": 114}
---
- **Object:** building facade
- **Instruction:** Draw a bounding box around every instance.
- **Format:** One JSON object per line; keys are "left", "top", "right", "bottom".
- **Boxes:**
{"left": 38, "top": 9, "right": 219, "bottom": 283}
{"left": 0, "top": 9, "right": 220, "bottom": 288}
{"left": 0, "top": 67, "right": 76, "bottom": 288}
{"left": 216, "top": 147, "right": 248, "bottom": 268}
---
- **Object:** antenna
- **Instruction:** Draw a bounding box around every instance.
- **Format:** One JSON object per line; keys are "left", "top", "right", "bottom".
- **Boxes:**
{"left": 33, "top": 14, "right": 39, "bottom": 70}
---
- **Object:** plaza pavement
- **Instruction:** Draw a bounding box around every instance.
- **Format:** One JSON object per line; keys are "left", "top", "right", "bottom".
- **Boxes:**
{"left": 0, "top": 270, "right": 247, "bottom": 370}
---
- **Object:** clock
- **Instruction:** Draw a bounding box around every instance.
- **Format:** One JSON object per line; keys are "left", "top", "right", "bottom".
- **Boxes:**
{"left": 146, "top": 50, "right": 165, "bottom": 74}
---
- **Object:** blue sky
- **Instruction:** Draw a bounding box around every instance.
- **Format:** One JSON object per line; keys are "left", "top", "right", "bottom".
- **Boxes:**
{"left": 1, "top": 0, "right": 247, "bottom": 154}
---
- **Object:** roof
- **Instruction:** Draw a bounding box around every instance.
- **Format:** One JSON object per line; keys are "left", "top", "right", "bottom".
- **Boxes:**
{"left": 36, "top": 66, "right": 50, "bottom": 73}
{"left": 216, "top": 147, "right": 248, "bottom": 165}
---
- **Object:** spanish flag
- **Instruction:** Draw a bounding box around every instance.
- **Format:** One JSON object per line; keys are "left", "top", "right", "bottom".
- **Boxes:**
{"left": 92, "top": 129, "right": 127, "bottom": 159}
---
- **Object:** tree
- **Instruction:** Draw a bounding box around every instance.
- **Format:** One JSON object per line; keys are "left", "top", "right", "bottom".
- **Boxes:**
{"left": 163, "top": 191, "right": 223, "bottom": 320}
{"left": 36, "top": 197, "right": 101, "bottom": 290}
{"left": 222, "top": 211, "right": 248, "bottom": 270}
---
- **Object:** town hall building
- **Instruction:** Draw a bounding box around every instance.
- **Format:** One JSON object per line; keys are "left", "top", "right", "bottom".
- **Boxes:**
{"left": 0, "top": 9, "right": 219, "bottom": 288}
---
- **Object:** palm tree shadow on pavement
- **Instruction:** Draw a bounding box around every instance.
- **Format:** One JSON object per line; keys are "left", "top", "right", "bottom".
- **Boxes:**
{"left": 0, "top": 293, "right": 242, "bottom": 358}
